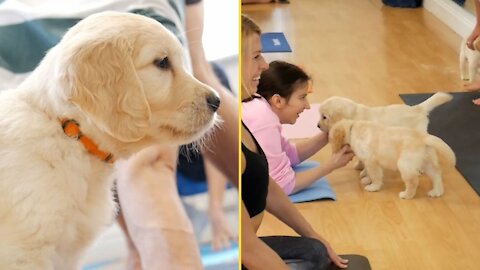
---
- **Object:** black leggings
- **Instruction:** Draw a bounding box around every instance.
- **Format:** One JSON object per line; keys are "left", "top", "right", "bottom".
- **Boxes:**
{"left": 243, "top": 236, "right": 330, "bottom": 270}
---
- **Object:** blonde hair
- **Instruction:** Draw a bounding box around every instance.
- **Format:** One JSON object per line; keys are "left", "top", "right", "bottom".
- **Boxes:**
{"left": 241, "top": 14, "right": 261, "bottom": 40}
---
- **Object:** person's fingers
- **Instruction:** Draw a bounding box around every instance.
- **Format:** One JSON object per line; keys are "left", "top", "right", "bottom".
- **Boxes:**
{"left": 473, "top": 98, "right": 480, "bottom": 105}
{"left": 331, "top": 254, "right": 349, "bottom": 268}
{"left": 467, "top": 34, "right": 478, "bottom": 50}
{"left": 467, "top": 38, "right": 475, "bottom": 50}
{"left": 212, "top": 233, "right": 230, "bottom": 251}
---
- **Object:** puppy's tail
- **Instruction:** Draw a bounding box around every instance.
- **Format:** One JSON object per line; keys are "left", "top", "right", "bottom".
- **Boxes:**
{"left": 416, "top": 92, "right": 453, "bottom": 113}
{"left": 425, "top": 135, "right": 456, "bottom": 166}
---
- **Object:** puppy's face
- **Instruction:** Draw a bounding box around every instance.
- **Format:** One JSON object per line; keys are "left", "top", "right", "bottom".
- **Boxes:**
{"left": 318, "top": 97, "right": 357, "bottom": 132}
{"left": 55, "top": 12, "right": 218, "bottom": 145}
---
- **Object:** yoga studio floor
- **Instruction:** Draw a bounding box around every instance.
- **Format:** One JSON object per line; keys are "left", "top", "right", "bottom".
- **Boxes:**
{"left": 242, "top": 1, "right": 480, "bottom": 269}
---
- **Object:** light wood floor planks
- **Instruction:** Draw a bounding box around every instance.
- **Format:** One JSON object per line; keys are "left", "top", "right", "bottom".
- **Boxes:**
{"left": 242, "top": 1, "right": 480, "bottom": 269}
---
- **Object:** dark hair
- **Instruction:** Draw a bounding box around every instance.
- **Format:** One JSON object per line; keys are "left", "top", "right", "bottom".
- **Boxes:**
{"left": 257, "top": 60, "right": 311, "bottom": 101}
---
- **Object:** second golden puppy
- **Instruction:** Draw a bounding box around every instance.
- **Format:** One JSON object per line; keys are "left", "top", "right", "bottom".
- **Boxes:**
{"left": 329, "top": 120, "right": 456, "bottom": 199}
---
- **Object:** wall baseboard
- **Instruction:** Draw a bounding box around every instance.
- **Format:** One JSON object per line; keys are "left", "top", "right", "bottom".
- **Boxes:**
{"left": 424, "top": 0, "right": 475, "bottom": 38}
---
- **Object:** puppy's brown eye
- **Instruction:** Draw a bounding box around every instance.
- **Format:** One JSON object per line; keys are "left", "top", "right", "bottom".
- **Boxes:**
{"left": 153, "top": 57, "right": 170, "bottom": 69}
{"left": 322, "top": 115, "right": 327, "bottom": 120}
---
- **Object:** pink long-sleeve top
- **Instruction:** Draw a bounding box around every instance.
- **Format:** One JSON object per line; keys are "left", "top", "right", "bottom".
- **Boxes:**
{"left": 242, "top": 96, "right": 300, "bottom": 195}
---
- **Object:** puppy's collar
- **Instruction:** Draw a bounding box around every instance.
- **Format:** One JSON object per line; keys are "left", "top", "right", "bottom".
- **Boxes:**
{"left": 60, "top": 119, "right": 114, "bottom": 164}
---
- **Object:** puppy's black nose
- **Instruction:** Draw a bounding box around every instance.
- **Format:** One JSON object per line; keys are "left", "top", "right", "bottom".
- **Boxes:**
{"left": 317, "top": 124, "right": 321, "bottom": 129}
{"left": 206, "top": 94, "right": 221, "bottom": 112}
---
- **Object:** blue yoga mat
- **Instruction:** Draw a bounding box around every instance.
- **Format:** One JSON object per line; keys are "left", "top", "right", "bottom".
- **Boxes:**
{"left": 260, "top": 32, "right": 292, "bottom": 52}
{"left": 82, "top": 242, "right": 238, "bottom": 270}
{"left": 288, "top": 161, "right": 336, "bottom": 203}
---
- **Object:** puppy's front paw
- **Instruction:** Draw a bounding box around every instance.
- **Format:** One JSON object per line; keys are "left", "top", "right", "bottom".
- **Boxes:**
{"left": 360, "top": 176, "right": 371, "bottom": 185}
{"left": 364, "top": 183, "right": 380, "bottom": 192}
{"left": 427, "top": 189, "right": 443, "bottom": 198}
{"left": 399, "top": 191, "right": 415, "bottom": 199}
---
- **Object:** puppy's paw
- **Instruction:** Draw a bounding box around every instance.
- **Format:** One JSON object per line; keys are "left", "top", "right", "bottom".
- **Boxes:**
{"left": 427, "top": 189, "right": 443, "bottom": 198}
{"left": 364, "top": 183, "right": 380, "bottom": 192}
{"left": 360, "top": 176, "right": 371, "bottom": 185}
{"left": 399, "top": 191, "right": 415, "bottom": 199}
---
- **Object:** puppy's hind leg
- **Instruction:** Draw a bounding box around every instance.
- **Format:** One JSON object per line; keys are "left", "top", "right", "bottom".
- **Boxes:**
{"left": 397, "top": 155, "right": 421, "bottom": 199}
{"left": 363, "top": 162, "right": 383, "bottom": 192}
{"left": 424, "top": 155, "right": 444, "bottom": 198}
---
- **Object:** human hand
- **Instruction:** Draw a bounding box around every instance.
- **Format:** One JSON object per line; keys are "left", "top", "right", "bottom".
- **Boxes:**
{"left": 464, "top": 79, "right": 480, "bottom": 92}
{"left": 324, "top": 242, "right": 349, "bottom": 269}
{"left": 209, "top": 207, "right": 236, "bottom": 251}
{"left": 467, "top": 24, "right": 480, "bottom": 50}
{"left": 328, "top": 145, "right": 355, "bottom": 170}
{"left": 473, "top": 98, "right": 480, "bottom": 106}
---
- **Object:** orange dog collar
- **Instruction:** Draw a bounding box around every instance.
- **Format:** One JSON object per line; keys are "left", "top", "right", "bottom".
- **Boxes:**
{"left": 60, "top": 119, "right": 114, "bottom": 164}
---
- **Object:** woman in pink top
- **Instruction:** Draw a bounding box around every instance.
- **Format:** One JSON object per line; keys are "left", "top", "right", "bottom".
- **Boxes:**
{"left": 242, "top": 60, "right": 354, "bottom": 195}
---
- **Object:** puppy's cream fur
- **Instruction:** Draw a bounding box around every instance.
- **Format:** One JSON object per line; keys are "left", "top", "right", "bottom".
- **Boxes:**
{"left": 460, "top": 37, "right": 480, "bottom": 82}
{"left": 318, "top": 92, "right": 452, "bottom": 133}
{"left": 0, "top": 12, "right": 219, "bottom": 269}
{"left": 329, "top": 120, "right": 456, "bottom": 199}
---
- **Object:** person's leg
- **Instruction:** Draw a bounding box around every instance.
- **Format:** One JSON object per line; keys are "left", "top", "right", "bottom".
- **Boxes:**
{"left": 260, "top": 236, "right": 330, "bottom": 270}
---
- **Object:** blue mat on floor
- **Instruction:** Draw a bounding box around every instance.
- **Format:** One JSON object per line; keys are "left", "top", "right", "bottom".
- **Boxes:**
{"left": 288, "top": 161, "right": 336, "bottom": 203}
{"left": 400, "top": 92, "right": 480, "bottom": 196}
{"left": 260, "top": 32, "right": 292, "bottom": 52}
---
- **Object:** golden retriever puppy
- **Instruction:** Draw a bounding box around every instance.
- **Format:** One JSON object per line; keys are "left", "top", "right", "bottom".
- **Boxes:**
{"left": 317, "top": 92, "right": 452, "bottom": 133}
{"left": 329, "top": 120, "right": 456, "bottom": 199}
{"left": 318, "top": 92, "right": 452, "bottom": 171}
{"left": 0, "top": 12, "right": 219, "bottom": 269}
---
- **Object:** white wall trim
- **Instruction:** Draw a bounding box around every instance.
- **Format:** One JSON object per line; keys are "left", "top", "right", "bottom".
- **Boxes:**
{"left": 424, "top": 0, "right": 476, "bottom": 38}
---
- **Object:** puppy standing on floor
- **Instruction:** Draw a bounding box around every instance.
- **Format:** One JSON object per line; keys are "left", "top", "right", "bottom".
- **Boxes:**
{"left": 0, "top": 12, "right": 220, "bottom": 269}
{"left": 460, "top": 37, "right": 480, "bottom": 82}
{"left": 318, "top": 92, "right": 452, "bottom": 133}
{"left": 328, "top": 120, "right": 456, "bottom": 199}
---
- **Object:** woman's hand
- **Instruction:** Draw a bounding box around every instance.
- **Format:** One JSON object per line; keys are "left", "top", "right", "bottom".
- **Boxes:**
{"left": 467, "top": 24, "right": 480, "bottom": 50}
{"left": 209, "top": 207, "right": 236, "bottom": 250}
{"left": 324, "top": 242, "right": 349, "bottom": 269}
{"left": 328, "top": 145, "right": 355, "bottom": 170}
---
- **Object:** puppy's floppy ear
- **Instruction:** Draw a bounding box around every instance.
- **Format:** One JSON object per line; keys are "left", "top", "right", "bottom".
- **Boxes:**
{"left": 58, "top": 36, "right": 151, "bottom": 142}
{"left": 329, "top": 121, "right": 347, "bottom": 153}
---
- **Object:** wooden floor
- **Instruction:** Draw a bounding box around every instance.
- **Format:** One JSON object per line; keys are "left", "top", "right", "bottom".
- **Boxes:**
{"left": 242, "top": 1, "right": 480, "bottom": 269}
